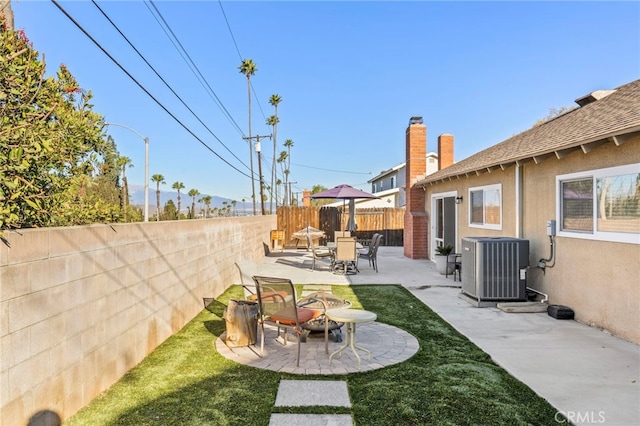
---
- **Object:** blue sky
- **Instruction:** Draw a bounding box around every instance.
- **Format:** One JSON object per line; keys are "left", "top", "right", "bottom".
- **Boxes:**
{"left": 11, "top": 0, "right": 640, "bottom": 205}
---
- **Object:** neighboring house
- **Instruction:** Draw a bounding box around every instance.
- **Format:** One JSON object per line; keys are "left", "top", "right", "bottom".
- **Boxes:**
{"left": 410, "top": 79, "right": 640, "bottom": 344}
{"left": 367, "top": 151, "right": 438, "bottom": 208}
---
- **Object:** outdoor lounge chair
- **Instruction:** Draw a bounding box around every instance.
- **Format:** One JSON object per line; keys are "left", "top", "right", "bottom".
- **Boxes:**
{"left": 252, "top": 276, "right": 323, "bottom": 367}
{"left": 358, "top": 233, "right": 383, "bottom": 272}
{"left": 307, "top": 234, "right": 334, "bottom": 271}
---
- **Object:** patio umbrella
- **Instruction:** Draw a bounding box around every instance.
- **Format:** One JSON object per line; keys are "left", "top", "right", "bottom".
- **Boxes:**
{"left": 310, "top": 184, "right": 379, "bottom": 232}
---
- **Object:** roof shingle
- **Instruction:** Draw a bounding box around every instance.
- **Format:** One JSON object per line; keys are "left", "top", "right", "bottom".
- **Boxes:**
{"left": 415, "top": 79, "right": 640, "bottom": 186}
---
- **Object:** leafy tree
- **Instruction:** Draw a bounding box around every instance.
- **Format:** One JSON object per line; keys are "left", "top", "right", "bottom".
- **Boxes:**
{"left": 311, "top": 184, "right": 331, "bottom": 206}
{"left": 188, "top": 188, "right": 199, "bottom": 219}
{"left": 533, "top": 106, "right": 575, "bottom": 127}
{"left": 172, "top": 181, "right": 184, "bottom": 219}
{"left": 1, "top": 20, "right": 122, "bottom": 236}
{"left": 238, "top": 59, "right": 257, "bottom": 215}
{"left": 163, "top": 199, "right": 177, "bottom": 220}
{"left": 151, "top": 174, "right": 165, "bottom": 221}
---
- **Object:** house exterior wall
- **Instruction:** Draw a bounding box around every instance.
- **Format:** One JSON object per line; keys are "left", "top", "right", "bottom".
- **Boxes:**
{"left": 0, "top": 216, "right": 276, "bottom": 424}
{"left": 425, "top": 137, "right": 639, "bottom": 344}
{"left": 428, "top": 168, "right": 519, "bottom": 254}
{"left": 521, "top": 136, "right": 640, "bottom": 344}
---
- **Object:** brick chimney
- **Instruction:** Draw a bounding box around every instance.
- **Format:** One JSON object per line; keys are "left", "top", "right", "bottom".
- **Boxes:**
{"left": 303, "top": 190, "right": 311, "bottom": 207}
{"left": 404, "top": 117, "right": 428, "bottom": 259}
{"left": 438, "top": 134, "right": 454, "bottom": 170}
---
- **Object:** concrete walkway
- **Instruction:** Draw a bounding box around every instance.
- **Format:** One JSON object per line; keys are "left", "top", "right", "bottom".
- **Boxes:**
{"left": 229, "top": 246, "right": 639, "bottom": 426}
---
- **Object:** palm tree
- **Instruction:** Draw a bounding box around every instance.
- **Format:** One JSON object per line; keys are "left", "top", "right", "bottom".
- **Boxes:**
{"left": 266, "top": 114, "right": 279, "bottom": 212}
{"left": 117, "top": 156, "right": 133, "bottom": 222}
{"left": 275, "top": 178, "right": 282, "bottom": 210}
{"left": 172, "top": 181, "right": 185, "bottom": 219}
{"left": 188, "top": 188, "right": 199, "bottom": 219}
{"left": 277, "top": 150, "right": 288, "bottom": 205}
{"left": 231, "top": 200, "right": 237, "bottom": 216}
{"left": 238, "top": 59, "right": 257, "bottom": 215}
{"left": 201, "top": 195, "right": 212, "bottom": 218}
{"left": 268, "top": 93, "right": 282, "bottom": 213}
{"left": 241, "top": 198, "right": 246, "bottom": 216}
{"left": 151, "top": 174, "right": 165, "bottom": 221}
{"left": 284, "top": 139, "right": 294, "bottom": 205}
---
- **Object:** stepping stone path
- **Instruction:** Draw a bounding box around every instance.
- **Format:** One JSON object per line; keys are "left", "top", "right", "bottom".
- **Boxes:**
{"left": 270, "top": 380, "right": 353, "bottom": 426}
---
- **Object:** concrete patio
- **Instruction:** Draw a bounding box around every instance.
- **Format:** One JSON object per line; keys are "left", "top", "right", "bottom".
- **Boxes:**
{"left": 230, "top": 245, "right": 639, "bottom": 426}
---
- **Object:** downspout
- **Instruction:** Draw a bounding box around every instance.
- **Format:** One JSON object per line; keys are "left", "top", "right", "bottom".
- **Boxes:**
{"left": 515, "top": 164, "right": 523, "bottom": 238}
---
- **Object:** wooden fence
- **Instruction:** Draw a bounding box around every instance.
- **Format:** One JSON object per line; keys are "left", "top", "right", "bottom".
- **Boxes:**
{"left": 276, "top": 206, "right": 405, "bottom": 246}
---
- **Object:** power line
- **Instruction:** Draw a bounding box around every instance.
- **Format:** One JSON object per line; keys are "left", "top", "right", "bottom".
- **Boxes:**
{"left": 145, "top": 0, "right": 245, "bottom": 137}
{"left": 290, "top": 162, "right": 372, "bottom": 175}
{"left": 217, "top": 0, "right": 271, "bottom": 134}
{"left": 91, "top": 0, "right": 248, "bottom": 172}
{"left": 50, "top": 0, "right": 251, "bottom": 179}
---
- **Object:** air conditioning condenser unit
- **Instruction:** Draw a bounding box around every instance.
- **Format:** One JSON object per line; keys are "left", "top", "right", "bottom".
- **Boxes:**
{"left": 461, "top": 237, "right": 529, "bottom": 302}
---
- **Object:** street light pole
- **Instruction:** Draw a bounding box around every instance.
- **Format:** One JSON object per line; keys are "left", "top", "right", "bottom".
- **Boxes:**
{"left": 103, "top": 123, "right": 149, "bottom": 222}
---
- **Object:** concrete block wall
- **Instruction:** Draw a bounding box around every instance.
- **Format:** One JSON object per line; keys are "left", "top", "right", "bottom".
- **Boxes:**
{"left": 0, "top": 215, "right": 276, "bottom": 424}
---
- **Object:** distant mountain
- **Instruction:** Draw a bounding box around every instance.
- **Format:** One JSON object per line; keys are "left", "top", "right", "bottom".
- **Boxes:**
{"left": 128, "top": 185, "right": 239, "bottom": 212}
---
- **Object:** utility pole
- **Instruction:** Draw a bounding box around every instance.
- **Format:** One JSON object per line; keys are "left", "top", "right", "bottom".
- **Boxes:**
{"left": 288, "top": 182, "right": 297, "bottom": 206}
{"left": 243, "top": 134, "right": 272, "bottom": 215}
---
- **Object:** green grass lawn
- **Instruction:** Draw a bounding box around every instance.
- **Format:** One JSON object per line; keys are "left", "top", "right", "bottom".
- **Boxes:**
{"left": 65, "top": 285, "right": 564, "bottom": 425}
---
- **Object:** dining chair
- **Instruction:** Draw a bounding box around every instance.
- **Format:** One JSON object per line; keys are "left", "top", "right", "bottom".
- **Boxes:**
{"left": 334, "top": 230, "right": 351, "bottom": 241}
{"left": 307, "top": 234, "right": 334, "bottom": 271}
{"left": 358, "top": 233, "right": 383, "bottom": 272}
{"left": 334, "top": 236, "right": 358, "bottom": 274}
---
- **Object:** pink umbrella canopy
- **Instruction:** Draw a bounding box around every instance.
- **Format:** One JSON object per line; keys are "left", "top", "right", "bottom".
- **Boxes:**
{"left": 310, "top": 184, "right": 379, "bottom": 231}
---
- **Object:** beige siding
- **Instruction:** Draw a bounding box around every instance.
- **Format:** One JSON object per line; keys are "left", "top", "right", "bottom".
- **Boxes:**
{"left": 425, "top": 138, "right": 639, "bottom": 344}
{"left": 522, "top": 137, "right": 640, "bottom": 344}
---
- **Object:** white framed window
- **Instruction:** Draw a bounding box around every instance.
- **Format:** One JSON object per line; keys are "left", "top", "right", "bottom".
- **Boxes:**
{"left": 468, "top": 184, "right": 502, "bottom": 230}
{"left": 557, "top": 163, "right": 640, "bottom": 244}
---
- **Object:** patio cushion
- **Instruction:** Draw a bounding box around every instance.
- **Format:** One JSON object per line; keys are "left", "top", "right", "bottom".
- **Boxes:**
{"left": 270, "top": 307, "right": 322, "bottom": 325}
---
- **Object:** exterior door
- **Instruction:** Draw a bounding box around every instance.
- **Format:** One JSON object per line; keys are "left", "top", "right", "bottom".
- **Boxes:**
{"left": 432, "top": 192, "right": 458, "bottom": 257}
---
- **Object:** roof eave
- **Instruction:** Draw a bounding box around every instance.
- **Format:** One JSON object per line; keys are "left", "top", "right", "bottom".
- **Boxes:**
{"left": 414, "top": 127, "right": 640, "bottom": 188}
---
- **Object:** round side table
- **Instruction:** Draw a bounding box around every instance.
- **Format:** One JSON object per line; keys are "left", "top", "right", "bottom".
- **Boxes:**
{"left": 326, "top": 308, "right": 377, "bottom": 369}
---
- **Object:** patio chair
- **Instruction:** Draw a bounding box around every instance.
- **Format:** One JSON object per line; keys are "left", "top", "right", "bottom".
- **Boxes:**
{"left": 334, "top": 236, "right": 358, "bottom": 274}
{"left": 252, "top": 276, "right": 323, "bottom": 367}
{"left": 334, "top": 230, "right": 351, "bottom": 241}
{"left": 445, "top": 253, "right": 462, "bottom": 282}
{"left": 358, "top": 233, "right": 383, "bottom": 272}
{"left": 307, "top": 234, "right": 334, "bottom": 271}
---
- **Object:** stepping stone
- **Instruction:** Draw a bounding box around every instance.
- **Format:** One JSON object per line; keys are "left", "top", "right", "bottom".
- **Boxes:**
{"left": 269, "top": 414, "right": 352, "bottom": 426}
{"left": 274, "top": 380, "right": 350, "bottom": 407}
